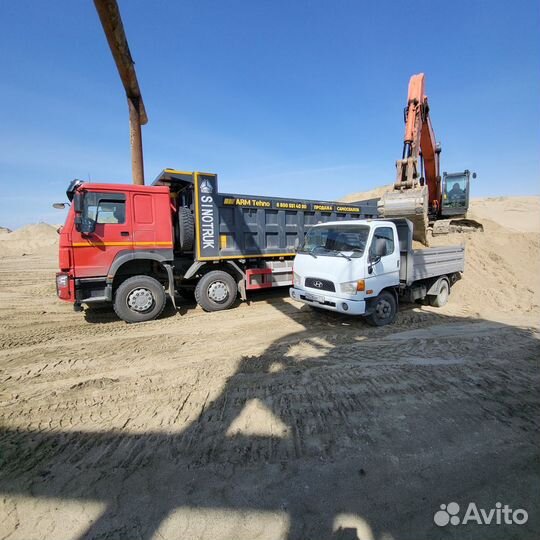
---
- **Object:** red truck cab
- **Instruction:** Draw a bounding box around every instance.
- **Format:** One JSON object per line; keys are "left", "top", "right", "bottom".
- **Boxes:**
{"left": 56, "top": 179, "right": 174, "bottom": 319}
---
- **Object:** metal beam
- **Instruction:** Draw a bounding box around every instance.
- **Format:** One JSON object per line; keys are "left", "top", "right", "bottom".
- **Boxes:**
{"left": 94, "top": 0, "right": 147, "bottom": 184}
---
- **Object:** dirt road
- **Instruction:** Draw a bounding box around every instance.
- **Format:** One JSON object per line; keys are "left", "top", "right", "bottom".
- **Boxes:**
{"left": 0, "top": 250, "right": 538, "bottom": 540}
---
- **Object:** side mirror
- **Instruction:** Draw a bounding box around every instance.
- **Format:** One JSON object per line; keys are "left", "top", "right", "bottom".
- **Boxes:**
{"left": 73, "top": 192, "right": 83, "bottom": 213}
{"left": 472, "top": 172, "right": 477, "bottom": 179}
{"left": 78, "top": 217, "right": 96, "bottom": 235}
{"left": 294, "top": 237, "right": 301, "bottom": 251}
{"left": 373, "top": 238, "right": 387, "bottom": 258}
{"left": 52, "top": 202, "right": 67, "bottom": 210}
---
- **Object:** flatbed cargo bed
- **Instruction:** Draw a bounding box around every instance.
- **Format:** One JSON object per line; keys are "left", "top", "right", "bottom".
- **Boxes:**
{"left": 392, "top": 218, "right": 465, "bottom": 285}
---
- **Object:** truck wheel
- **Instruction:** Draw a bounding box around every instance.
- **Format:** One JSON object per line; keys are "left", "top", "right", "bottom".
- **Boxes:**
{"left": 113, "top": 275, "right": 166, "bottom": 323}
{"left": 195, "top": 270, "right": 237, "bottom": 312}
{"left": 177, "top": 207, "right": 195, "bottom": 252}
{"left": 366, "top": 291, "right": 397, "bottom": 326}
{"left": 429, "top": 279, "right": 449, "bottom": 308}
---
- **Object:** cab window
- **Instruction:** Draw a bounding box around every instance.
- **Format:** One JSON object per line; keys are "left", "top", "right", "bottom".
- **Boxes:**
{"left": 443, "top": 176, "right": 467, "bottom": 208}
{"left": 370, "top": 227, "right": 395, "bottom": 257}
{"left": 83, "top": 193, "right": 126, "bottom": 224}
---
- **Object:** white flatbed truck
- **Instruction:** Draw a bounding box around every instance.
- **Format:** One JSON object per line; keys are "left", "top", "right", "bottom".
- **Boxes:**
{"left": 289, "top": 218, "right": 464, "bottom": 326}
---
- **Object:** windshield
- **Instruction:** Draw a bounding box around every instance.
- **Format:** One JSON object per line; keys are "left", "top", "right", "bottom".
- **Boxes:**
{"left": 443, "top": 175, "right": 468, "bottom": 208}
{"left": 300, "top": 224, "right": 370, "bottom": 257}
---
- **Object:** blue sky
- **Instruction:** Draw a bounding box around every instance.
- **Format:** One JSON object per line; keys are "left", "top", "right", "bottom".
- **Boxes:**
{"left": 1, "top": 0, "right": 539, "bottom": 229}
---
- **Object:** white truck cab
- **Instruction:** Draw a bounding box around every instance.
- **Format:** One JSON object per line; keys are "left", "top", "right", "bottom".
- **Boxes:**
{"left": 290, "top": 218, "right": 464, "bottom": 326}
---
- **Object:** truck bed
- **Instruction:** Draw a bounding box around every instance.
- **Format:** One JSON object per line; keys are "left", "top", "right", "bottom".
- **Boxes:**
{"left": 400, "top": 245, "right": 465, "bottom": 285}
{"left": 154, "top": 169, "right": 379, "bottom": 262}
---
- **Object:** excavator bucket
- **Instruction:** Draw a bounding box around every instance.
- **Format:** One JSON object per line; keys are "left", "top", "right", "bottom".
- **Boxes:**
{"left": 377, "top": 185, "right": 429, "bottom": 245}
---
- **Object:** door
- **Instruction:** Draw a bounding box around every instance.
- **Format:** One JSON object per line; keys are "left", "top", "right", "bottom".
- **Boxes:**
{"left": 71, "top": 191, "right": 132, "bottom": 278}
{"left": 366, "top": 226, "right": 400, "bottom": 292}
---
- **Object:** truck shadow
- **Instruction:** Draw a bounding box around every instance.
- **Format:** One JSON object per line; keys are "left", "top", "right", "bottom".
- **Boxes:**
{"left": 2, "top": 301, "right": 539, "bottom": 539}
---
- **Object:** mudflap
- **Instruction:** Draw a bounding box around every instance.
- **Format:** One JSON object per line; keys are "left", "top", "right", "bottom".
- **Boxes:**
{"left": 378, "top": 185, "right": 429, "bottom": 245}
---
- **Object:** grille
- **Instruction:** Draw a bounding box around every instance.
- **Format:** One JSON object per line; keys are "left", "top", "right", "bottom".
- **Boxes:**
{"left": 305, "top": 277, "right": 336, "bottom": 292}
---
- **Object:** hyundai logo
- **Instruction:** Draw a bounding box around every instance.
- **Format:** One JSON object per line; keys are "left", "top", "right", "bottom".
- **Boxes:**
{"left": 313, "top": 280, "right": 323, "bottom": 288}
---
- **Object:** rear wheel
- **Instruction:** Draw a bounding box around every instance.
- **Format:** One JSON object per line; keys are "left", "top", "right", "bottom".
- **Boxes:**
{"left": 366, "top": 290, "right": 397, "bottom": 326}
{"left": 195, "top": 270, "right": 237, "bottom": 312}
{"left": 429, "top": 279, "right": 449, "bottom": 308}
{"left": 113, "top": 275, "right": 166, "bottom": 323}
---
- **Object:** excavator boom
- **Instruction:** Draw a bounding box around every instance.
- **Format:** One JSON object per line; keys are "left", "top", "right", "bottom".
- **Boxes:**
{"left": 377, "top": 73, "right": 483, "bottom": 243}
{"left": 378, "top": 73, "right": 438, "bottom": 243}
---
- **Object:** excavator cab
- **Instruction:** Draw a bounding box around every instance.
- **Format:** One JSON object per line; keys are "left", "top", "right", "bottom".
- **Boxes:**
{"left": 440, "top": 170, "right": 475, "bottom": 217}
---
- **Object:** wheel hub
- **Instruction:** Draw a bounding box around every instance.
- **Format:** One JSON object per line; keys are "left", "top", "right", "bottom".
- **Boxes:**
{"left": 127, "top": 288, "right": 154, "bottom": 312}
{"left": 376, "top": 299, "right": 392, "bottom": 319}
{"left": 208, "top": 281, "right": 229, "bottom": 303}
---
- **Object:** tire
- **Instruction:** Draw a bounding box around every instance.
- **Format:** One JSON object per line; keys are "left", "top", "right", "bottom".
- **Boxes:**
{"left": 195, "top": 270, "right": 237, "bottom": 312}
{"left": 366, "top": 290, "right": 397, "bottom": 327}
{"left": 113, "top": 275, "right": 166, "bottom": 323}
{"left": 177, "top": 207, "right": 195, "bottom": 252}
{"left": 429, "top": 279, "right": 449, "bottom": 308}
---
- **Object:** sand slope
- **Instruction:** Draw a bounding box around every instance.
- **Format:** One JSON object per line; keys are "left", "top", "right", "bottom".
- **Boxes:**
{"left": 339, "top": 184, "right": 392, "bottom": 202}
{"left": 0, "top": 223, "right": 59, "bottom": 257}
{"left": 469, "top": 195, "right": 540, "bottom": 233}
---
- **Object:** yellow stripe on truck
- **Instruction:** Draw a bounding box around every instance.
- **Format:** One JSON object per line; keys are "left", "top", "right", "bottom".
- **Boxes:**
{"left": 72, "top": 241, "right": 173, "bottom": 247}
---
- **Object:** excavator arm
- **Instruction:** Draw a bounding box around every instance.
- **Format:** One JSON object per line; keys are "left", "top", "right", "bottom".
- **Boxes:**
{"left": 379, "top": 73, "right": 440, "bottom": 243}
{"left": 377, "top": 73, "right": 482, "bottom": 243}
{"left": 399, "top": 74, "right": 440, "bottom": 210}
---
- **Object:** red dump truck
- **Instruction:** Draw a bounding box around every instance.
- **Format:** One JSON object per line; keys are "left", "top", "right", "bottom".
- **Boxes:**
{"left": 55, "top": 169, "right": 377, "bottom": 322}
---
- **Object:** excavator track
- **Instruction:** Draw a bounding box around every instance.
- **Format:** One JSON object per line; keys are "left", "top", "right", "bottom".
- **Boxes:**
{"left": 431, "top": 218, "right": 484, "bottom": 236}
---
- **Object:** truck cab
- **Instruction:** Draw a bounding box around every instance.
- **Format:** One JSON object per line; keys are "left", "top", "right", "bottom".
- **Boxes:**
{"left": 56, "top": 180, "right": 174, "bottom": 318}
{"left": 290, "top": 220, "right": 400, "bottom": 320}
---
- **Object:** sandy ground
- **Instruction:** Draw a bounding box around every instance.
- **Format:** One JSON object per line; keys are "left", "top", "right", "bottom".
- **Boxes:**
{"left": 0, "top": 197, "right": 539, "bottom": 540}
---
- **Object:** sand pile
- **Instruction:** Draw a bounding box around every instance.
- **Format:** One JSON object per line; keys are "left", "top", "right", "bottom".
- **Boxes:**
{"left": 469, "top": 196, "right": 540, "bottom": 233}
{"left": 429, "top": 215, "right": 540, "bottom": 316}
{"left": 0, "top": 223, "right": 59, "bottom": 257}
{"left": 340, "top": 184, "right": 392, "bottom": 202}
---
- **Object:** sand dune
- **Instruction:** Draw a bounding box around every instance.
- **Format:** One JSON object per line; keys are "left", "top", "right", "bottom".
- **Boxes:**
{"left": 0, "top": 223, "right": 59, "bottom": 256}
{"left": 469, "top": 195, "right": 540, "bottom": 233}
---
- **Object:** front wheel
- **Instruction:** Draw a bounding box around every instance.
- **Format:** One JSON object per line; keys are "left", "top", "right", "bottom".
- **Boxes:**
{"left": 113, "top": 275, "right": 167, "bottom": 323}
{"left": 195, "top": 270, "right": 238, "bottom": 312}
{"left": 366, "top": 290, "right": 397, "bottom": 327}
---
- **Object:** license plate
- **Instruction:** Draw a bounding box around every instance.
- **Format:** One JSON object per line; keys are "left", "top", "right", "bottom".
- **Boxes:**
{"left": 305, "top": 293, "right": 324, "bottom": 303}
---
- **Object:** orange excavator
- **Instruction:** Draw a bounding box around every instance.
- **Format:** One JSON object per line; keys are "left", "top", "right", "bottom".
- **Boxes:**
{"left": 378, "top": 73, "right": 483, "bottom": 244}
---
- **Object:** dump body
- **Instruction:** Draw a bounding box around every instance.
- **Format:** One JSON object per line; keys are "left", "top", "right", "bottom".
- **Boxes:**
{"left": 158, "top": 171, "right": 376, "bottom": 261}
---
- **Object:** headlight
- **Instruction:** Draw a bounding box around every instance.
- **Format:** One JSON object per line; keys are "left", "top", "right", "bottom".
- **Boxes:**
{"left": 293, "top": 272, "right": 302, "bottom": 286}
{"left": 56, "top": 274, "right": 69, "bottom": 288}
{"left": 340, "top": 279, "right": 365, "bottom": 295}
